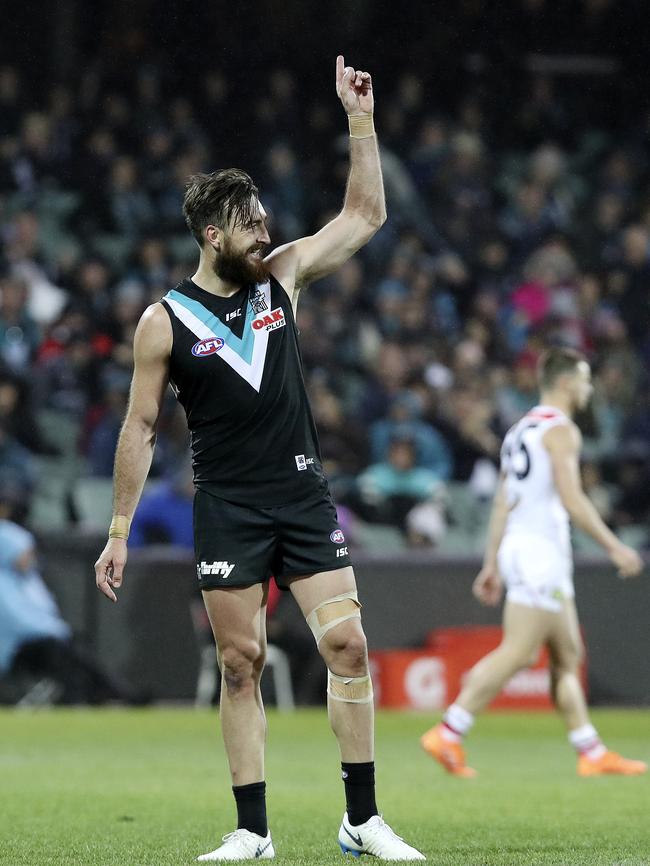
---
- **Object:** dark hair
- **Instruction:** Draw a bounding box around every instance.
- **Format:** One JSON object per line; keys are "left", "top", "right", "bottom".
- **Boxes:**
{"left": 538, "top": 346, "right": 586, "bottom": 389}
{"left": 182, "top": 169, "right": 259, "bottom": 246}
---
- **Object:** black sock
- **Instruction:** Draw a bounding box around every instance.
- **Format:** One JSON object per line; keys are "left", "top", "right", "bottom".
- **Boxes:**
{"left": 232, "top": 781, "right": 268, "bottom": 837}
{"left": 341, "top": 762, "right": 377, "bottom": 826}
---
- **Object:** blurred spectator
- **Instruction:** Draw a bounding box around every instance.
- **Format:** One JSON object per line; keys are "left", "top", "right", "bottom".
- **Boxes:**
{"left": 310, "top": 384, "right": 367, "bottom": 500}
{"left": 33, "top": 310, "right": 100, "bottom": 418}
{"left": 264, "top": 143, "right": 306, "bottom": 242}
{"left": 495, "top": 351, "right": 539, "bottom": 431}
{"left": 4, "top": 211, "right": 68, "bottom": 324}
{"left": 0, "top": 496, "right": 144, "bottom": 704}
{"left": 369, "top": 390, "right": 452, "bottom": 479}
{"left": 0, "top": 371, "right": 57, "bottom": 455}
{"left": 500, "top": 182, "right": 560, "bottom": 262}
{"left": 103, "top": 156, "right": 154, "bottom": 239}
{"left": 0, "top": 274, "right": 41, "bottom": 370}
{"left": 129, "top": 462, "right": 194, "bottom": 547}
{"left": 436, "top": 386, "right": 501, "bottom": 482}
{"left": 0, "top": 420, "right": 36, "bottom": 492}
{"left": 615, "top": 225, "right": 650, "bottom": 348}
{"left": 0, "top": 66, "right": 23, "bottom": 137}
{"left": 611, "top": 457, "right": 650, "bottom": 540}
{"left": 128, "top": 238, "right": 171, "bottom": 293}
{"left": 70, "top": 258, "right": 113, "bottom": 322}
{"left": 85, "top": 380, "right": 129, "bottom": 477}
{"left": 357, "top": 436, "right": 445, "bottom": 532}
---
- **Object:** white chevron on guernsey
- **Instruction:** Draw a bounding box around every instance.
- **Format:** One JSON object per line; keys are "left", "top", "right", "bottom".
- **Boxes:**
{"left": 165, "top": 282, "right": 271, "bottom": 392}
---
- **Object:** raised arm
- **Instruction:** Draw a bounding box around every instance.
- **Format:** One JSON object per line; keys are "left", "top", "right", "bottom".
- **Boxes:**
{"left": 267, "top": 55, "right": 386, "bottom": 309}
{"left": 544, "top": 423, "right": 643, "bottom": 578}
{"left": 94, "top": 303, "right": 172, "bottom": 601}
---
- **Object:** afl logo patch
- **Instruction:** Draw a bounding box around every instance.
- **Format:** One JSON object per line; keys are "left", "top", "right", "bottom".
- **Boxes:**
{"left": 330, "top": 529, "right": 345, "bottom": 544}
{"left": 192, "top": 338, "right": 224, "bottom": 357}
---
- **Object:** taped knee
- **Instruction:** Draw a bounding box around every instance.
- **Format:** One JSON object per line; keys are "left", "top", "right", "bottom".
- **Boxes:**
{"left": 328, "top": 670, "right": 374, "bottom": 704}
{"left": 306, "top": 591, "right": 361, "bottom": 646}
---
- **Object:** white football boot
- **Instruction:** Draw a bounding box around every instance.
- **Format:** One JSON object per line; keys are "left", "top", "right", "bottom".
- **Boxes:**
{"left": 338, "top": 813, "right": 425, "bottom": 860}
{"left": 197, "top": 829, "right": 274, "bottom": 861}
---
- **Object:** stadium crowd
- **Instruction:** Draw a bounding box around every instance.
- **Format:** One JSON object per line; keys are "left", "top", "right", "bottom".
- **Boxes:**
{"left": 1, "top": 1, "right": 649, "bottom": 552}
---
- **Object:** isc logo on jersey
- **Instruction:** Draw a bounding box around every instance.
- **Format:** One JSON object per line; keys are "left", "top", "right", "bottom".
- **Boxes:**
{"left": 252, "top": 307, "right": 286, "bottom": 332}
{"left": 192, "top": 338, "right": 224, "bottom": 356}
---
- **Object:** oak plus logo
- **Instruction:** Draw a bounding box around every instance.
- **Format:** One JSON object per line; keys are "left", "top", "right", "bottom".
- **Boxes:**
{"left": 192, "top": 337, "right": 224, "bottom": 357}
{"left": 197, "top": 560, "right": 235, "bottom": 580}
{"left": 252, "top": 307, "right": 286, "bottom": 333}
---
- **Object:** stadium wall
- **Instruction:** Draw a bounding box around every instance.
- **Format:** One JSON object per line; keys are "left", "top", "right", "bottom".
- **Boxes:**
{"left": 38, "top": 533, "right": 649, "bottom": 706}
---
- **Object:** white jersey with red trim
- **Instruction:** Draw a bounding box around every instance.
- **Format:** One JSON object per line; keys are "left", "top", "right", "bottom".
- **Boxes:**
{"left": 500, "top": 405, "right": 571, "bottom": 554}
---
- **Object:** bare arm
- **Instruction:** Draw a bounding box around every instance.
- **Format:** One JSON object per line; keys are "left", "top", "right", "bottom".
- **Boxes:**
{"left": 473, "top": 475, "right": 509, "bottom": 606}
{"left": 267, "top": 56, "right": 386, "bottom": 310}
{"left": 94, "top": 304, "right": 172, "bottom": 601}
{"left": 544, "top": 423, "right": 643, "bottom": 577}
{"left": 112, "top": 305, "right": 171, "bottom": 517}
{"left": 482, "top": 475, "right": 510, "bottom": 570}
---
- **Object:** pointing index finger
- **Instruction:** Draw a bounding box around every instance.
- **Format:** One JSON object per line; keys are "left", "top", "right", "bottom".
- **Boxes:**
{"left": 336, "top": 55, "right": 344, "bottom": 86}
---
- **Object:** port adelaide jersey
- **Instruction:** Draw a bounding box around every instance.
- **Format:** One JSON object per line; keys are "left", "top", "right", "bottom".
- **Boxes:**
{"left": 161, "top": 276, "right": 325, "bottom": 506}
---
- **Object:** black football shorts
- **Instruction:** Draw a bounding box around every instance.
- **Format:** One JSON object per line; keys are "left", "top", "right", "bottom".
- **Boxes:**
{"left": 193, "top": 485, "right": 353, "bottom": 590}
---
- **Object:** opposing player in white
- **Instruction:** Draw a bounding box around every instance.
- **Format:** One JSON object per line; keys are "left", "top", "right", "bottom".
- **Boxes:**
{"left": 421, "top": 347, "right": 646, "bottom": 778}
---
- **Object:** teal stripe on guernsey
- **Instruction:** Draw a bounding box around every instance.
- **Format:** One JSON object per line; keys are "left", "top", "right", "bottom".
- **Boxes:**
{"left": 164, "top": 289, "right": 256, "bottom": 364}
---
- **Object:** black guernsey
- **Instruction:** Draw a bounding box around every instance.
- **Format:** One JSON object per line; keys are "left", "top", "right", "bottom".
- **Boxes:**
{"left": 160, "top": 276, "right": 325, "bottom": 506}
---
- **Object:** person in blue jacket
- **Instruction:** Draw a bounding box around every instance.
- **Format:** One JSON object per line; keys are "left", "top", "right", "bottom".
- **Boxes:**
{"left": 0, "top": 489, "right": 141, "bottom": 704}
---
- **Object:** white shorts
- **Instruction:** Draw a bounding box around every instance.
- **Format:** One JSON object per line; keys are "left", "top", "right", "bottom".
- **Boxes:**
{"left": 498, "top": 533, "right": 574, "bottom": 613}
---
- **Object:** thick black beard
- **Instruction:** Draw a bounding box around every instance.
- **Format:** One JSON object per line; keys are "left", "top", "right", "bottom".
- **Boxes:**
{"left": 213, "top": 238, "right": 269, "bottom": 288}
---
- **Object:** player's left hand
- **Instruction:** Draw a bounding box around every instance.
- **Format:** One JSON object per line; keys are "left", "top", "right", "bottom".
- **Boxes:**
{"left": 609, "top": 541, "right": 644, "bottom": 579}
{"left": 472, "top": 565, "right": 504, "bottom": 606}
{"left": 336, "top": 55, "right": 373, "bottom": 116}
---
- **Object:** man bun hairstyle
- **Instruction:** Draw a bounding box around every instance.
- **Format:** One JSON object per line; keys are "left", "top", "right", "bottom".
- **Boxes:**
{"left": 182, "top": 169, "right": 259, "bottom": 247}
{"left": 538, "top": 346, "right": 586, "bottom": 389}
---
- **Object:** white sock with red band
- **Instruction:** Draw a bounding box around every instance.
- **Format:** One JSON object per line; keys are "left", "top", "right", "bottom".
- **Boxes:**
{"left": 441, "top": 704, "right": 475, "bottom": 742}
{"left": 569, "top": 723, "right": 606, "bottom": 760}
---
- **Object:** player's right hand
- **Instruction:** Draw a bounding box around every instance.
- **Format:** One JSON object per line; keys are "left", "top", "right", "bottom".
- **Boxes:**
{"left": 609, "top": 541, "right": 643, "bottom": 579}
{"left": 472, "top": 565, "right": 504, "bottom": 606}
{"left": 336, "top": 55, "right": 373, "bottom": 116}
{"left": 94, "top": 538, "right": 128, "bottom": 602}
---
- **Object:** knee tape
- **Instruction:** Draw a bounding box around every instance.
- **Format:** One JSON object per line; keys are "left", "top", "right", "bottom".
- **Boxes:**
{"left": 305, "top": 590, "right": 361, "bottom": 646}
{"left": 328, "top": 670, "right": 374, "bottom": 704}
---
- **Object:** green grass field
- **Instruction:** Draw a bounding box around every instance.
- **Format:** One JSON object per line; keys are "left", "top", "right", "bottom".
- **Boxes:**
{"left": 1, "top": 708, "right": 649, "bottom": 866}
